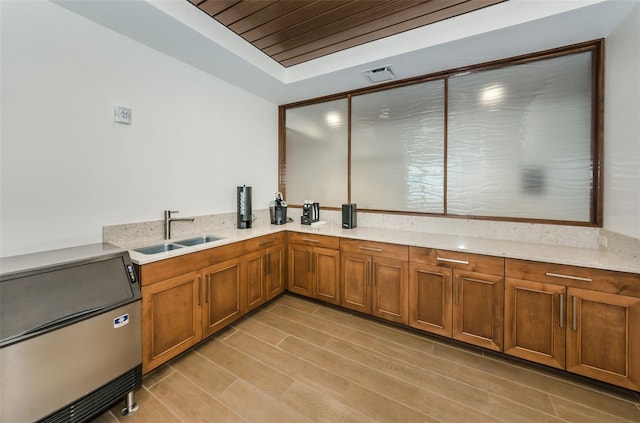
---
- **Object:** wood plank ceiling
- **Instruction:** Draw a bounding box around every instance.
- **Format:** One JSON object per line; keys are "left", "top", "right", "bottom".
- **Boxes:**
{"left": 187, "top": 0, "right": 507, "bottom": 67}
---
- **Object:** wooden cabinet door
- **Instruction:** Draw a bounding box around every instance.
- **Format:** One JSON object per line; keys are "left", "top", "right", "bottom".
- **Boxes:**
{"left": 567, "top": 287, "right": 640, "bottom": 390}
{"left": 141, "top": 271, "right": 202, "bottom": 374}
{"left": 504, "top": 278, "right": 566, "bottom": 369}
{"left": 265, "top": 244, "right": 285, "bottom": 300}
{"left": 202, "top": 258, "right": 244, "bottom": 338}
{"left": 288, "top": 244, "right": 313, "bottom": 298}
{"left": 409, "top": 263, "right": 452, "bottom": 337}
{"left": 246, "top": 251, "right": 267, "bottom": 312}
{"left": 314, "top": 247, "right": 340, "bottom": 305}
{"left": 341, "top": 252, "right": 371, "bottom": 314}
{"left": 453, "top": 270, "right": 504, "bottom": 352}
{"left": 372, "top": 257, "right": 408, "bottom": 324}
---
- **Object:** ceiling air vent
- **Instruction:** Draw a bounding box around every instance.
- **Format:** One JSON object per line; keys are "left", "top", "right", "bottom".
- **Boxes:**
{"left": 362, "top": 66, "right": 395, "bottom": 83}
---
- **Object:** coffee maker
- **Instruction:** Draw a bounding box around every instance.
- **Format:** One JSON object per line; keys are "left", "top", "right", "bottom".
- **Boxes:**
{"left": 269, "top": 192, "right": 288, "bottom": 225}
{"left": 301, "top": 201, "right": 319, "bottom": 225}
{"left": 237, "top": 185, "right": 252, "bottom": 229}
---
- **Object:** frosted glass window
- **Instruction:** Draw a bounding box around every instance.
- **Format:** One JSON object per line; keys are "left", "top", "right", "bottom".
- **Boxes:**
{"left": 447, "top": 52, "right": 593, "bottom": 221}
{"left": 351, "top": 80, "right": 445, "bottom": 212}
{"left": 284, "top": 99, "right": 348, "bottom": 207}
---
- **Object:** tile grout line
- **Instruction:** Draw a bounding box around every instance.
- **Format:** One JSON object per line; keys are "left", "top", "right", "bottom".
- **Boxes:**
{"left": 221, "top": 332, "right": 390, "bottom": 422}
{"left": 189, "top": 344, "right": 306, "bottom": 420}
{"left": 163, "top": 364, "right": 249, "bottom": 423}
{"left": 222, "top": 328, "right": 439, "bottom": 422}
{"left": 123, "top": 384, "right": 186, "bottom": 423}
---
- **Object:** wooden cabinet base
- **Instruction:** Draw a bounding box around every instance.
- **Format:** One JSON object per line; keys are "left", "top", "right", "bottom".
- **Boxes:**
{"left": 409, "top": 248, "right": 504, "bottom": 352}
{"left": 138, "top": 232, "right": 640, "bottom": 393}
{"left": 341, "top": 240, "right": 409, "bottom": 325}
{"left": 453, "top": 270, "right": 504, "bottom": 352}
{"left": 288, "top": 234, "right": 341, "bottom": 305}
{"left": 141, "top": 271, "right": 202, "bottom": 374}
{"left": 140, "top": 236, "right": 285, "bottom": 374}
{"left": 566, "top": 287, "right": 640, "bottom": 391}
{"left": 506, "top": 259, "right": 640, "bottom": 391}
{"left": 202, "top": 258, "right": 243, "bottom": 338}
{"left": 505, "top": 278, "right": 565, "bottom": 369}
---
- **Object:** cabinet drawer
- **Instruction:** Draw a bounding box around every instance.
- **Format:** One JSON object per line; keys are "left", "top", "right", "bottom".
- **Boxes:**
{"left": 288, "top": 232, "right": 340, "bottom": 249}
{"left": 506, "top": 259, "right": 640, "bottom": 297}
{"left": 243, "top": 232, "right": 284, "bottom": 254}
{"left": 409, "top": 247, "right": 504, "bottom": 276}
{"left": 340, "top": 239, "right": 408, "bottom": 260}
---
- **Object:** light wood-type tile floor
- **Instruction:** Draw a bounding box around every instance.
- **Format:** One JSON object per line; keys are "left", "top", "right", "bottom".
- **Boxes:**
{"left": 95, "top": 294, "right": 640, "bottom": 423}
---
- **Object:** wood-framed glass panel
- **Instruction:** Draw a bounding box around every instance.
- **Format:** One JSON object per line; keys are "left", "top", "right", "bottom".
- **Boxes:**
{"left": 351, "top": 79, "right": 445, "bottom": 213}
{"left": 283, "top": 98, "right": 348, "bottom": 207}
{"left": 447, "top": 51, "right": 594, "bottom": 222}
{"left": 278, "top": 40, "right": 603, "bottom": 226}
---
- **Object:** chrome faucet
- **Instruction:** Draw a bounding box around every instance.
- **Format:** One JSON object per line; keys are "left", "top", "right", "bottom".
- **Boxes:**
{"left": 164, "top": 210, "right": 194, "bottom": 240}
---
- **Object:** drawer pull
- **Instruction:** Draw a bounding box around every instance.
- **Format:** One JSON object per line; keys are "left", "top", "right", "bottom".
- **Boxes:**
{"left": 360, "top": 246, "right": 383, "bottom": 252}
{"left": 437, "top": 257, "right": 469, "bottom": 265}
{"left": 545, "top": 272, "right": 592, "bottom": 283}
{"left": 302, "top": 238, "right": 321, "bottom": 243}
{"left": 559, "top": 294, "right": 564, "bottom": 328}
{"left": 259, "top": 239, "right": 276, "bottom": 246}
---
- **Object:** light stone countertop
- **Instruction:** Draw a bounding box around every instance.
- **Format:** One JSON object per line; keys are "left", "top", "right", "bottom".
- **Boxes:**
{"left": 126, "top": 221, "right": 640, "bottom": 274}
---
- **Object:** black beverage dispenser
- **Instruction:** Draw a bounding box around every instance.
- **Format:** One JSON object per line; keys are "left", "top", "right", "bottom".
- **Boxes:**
{"left": 269, "top": 192, "right": 287, "bottom": 225}
{"left": 237, "top": 185, "right": 252, "bottom": 229}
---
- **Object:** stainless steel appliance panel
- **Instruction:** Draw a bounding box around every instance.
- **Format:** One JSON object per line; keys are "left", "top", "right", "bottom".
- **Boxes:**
{"left": 0, "top": 302, "right": 141, "bottom": 423}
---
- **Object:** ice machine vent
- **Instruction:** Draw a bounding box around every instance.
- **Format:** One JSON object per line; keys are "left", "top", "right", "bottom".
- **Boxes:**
{"left": 39, "top": 366, "right": 142, "bottom": 423}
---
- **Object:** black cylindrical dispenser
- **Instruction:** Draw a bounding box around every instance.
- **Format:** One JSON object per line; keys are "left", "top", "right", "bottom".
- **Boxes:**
{"left": 237, "top": 185, "right": 252, "bottom": 229}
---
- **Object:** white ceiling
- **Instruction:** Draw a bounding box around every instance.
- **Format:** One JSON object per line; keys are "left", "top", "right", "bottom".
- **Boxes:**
{"left": 53, "top": 0, "right": 637, "bottom": 105}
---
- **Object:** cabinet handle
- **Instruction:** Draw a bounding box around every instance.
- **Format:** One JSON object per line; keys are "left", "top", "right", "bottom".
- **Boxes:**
{"left": 371, "top": 263, "right": 376, "bottom": 287}
{"left": 454, "top": 275, "right": 460, "bottom": 305}
{"left": 360, "top": 246, "right": 383, "bottom": 252}
{"left": 437, "top": 257, "right": 469, "bottom": 265}
{"left": 545, "top": 272, "right": 592, "bottom": 283}
{"left": 366, "top": 263, "right": 370, "bottom": 285}
{"left": 265, "top": 253, "right": 270, "bottom": 277}
{"left": 205, "top": 275, "right": 210, "bottom": 304}
{"left": 198, "top": 277, "right": 202, "bottom": 306}
{"left": 559, "top": 294, "right": 564, "bottom": 328}
{"left": 259, "top": 239, "right": 276, "bottom": 246}
{"left": 572, "top": 296, "right": 577, "bottom": 331}
{"left": 302, "top": 238, "right": 321, "bottom": 243}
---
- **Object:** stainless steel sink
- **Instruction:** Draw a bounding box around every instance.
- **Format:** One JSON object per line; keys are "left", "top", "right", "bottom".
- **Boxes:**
{"left": 175, "top": 235, "right": 224, "bottom": 247}
{"left": 134, "top": 243, "right": 184, "bottom": 255}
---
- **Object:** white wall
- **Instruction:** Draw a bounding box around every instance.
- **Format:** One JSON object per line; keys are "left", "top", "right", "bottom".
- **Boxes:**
{"left": 604, "top": 3, "right": 640, "bottom": 240}
{"left": 0, "top": 0, "right": 278, "bottom": 257}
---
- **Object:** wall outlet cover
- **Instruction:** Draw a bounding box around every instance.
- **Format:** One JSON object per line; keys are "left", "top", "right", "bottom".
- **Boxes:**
{"left": 114, "top": 106, "right": 131, "bottom": 124}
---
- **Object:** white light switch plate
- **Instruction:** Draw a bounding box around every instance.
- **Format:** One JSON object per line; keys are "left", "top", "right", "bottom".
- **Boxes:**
{"left": 114, "top": 106, "right": 132, "bottom": 124}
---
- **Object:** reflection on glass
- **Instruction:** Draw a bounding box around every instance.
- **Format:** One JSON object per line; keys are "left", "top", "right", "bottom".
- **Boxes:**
{"left": 285, "top": 99, "right": 348, "bottom": 207}
{"left": 351, "top": 80, "right": 445, "bottom": 212}
{"left": 447, "top": 52, "right": 593, "bottom": 221}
